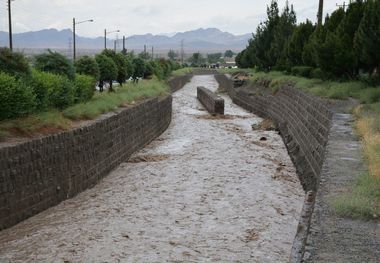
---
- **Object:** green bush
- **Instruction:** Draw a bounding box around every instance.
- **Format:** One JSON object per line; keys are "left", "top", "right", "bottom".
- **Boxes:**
{"left": 29, "top": 70, "right": 76, "bottom": 110}
{"left": 151, "top": 61, "right": 164, "bottom": 80}
{"left": 311, "top": 68, "right": 325, "bottom": 79}
{"left": 34, "top": 50, "right": 76, "bottom": 80}
{"left": 291, "top": 66, "right": 314, "bottom": 78}
{"left": 0, "top": 72, "right": 36, "bottom": 120}
{"left": 0, "top": 47, "right": 31, "bottom": 78}
{"left": 74, "top": 75, "right": 96, "bottom": 103}
{"left": 29, "top": 70, "right": 53, "bottom": 111}
{"left": 49, "top": 75, "right": 75, "bottom": 109}
{"left": 75, "top": 56, "right": 99, "bottom": 79}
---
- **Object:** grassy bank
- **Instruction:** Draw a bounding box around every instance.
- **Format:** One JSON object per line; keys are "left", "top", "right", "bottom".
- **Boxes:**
{"left": 0, "top": 79, "right": 168, "bottom": 141}
{"left": 171, "top": 67, "right": 195, "bottom": 77}
{"left": 237, "top": 70, "right": 380, "bottom": 104}
{"left": 221, "top": 68, "right": 380, "bottom": 220}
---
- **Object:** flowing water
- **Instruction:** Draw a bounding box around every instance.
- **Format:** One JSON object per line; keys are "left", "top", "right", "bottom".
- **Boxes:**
{"left": 0, "top": 75, "right": 304, "bottom": 263}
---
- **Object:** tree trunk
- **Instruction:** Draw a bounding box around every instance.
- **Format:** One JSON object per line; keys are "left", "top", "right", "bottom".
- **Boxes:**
{"left": 98, "top": 81, "right": 104, "bottom": 93}
{"left": 109, "top": 81, "right": 114, "bottom": 92}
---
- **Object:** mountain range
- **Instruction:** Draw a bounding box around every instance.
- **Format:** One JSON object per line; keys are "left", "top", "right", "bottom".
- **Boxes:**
{"left": 0, "top": 28, "right": 251, "bottom": 52}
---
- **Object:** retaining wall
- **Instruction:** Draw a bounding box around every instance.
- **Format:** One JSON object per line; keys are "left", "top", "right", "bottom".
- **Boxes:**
{"left": 216, "top": 74, "right": 333, "bottom": 262}
{"left": 197, "top": 86, "right": 225, "bottom": 115}
{"left": 215, "top": 74, "right": 333, "bottom": 192}
{"left": 0, "top": 95, "right": 172, "bottom": 230}
{"left": 167, "top": 74, "right": 193, "bottom": 93}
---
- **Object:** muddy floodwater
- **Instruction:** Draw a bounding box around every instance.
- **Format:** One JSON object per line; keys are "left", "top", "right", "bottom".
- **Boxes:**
{"left": 0, "top": 75, "right": 304, "bottom": 263}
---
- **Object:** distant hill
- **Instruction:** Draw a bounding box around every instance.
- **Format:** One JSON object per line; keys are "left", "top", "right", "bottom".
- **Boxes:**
{"left": 0, "top": 28, "right": 251, "bottom": 52}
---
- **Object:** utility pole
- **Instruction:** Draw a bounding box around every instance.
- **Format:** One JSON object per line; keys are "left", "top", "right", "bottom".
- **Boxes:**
{"left": 73, "top": 18, "right": 76, "bottom": 60}
{"left": 104, "top": 29, "right": 120, "bottom": 50}
{"left": 73, "top": 18, "right": 93, "bottom": 61}
{"left": 122, "top": 36, "right": 126, "bottom": 54}
{"left": 8, "top": 0, "right": 13, "bottom": 50}
{"left": 317, "top": 0, "right": 324, "bottom": 26}
{"left": 104, "top": 29, "right": 107, "bottom": 49}
{"left": 180, "top": 39, "right": 185, "bottom": 64}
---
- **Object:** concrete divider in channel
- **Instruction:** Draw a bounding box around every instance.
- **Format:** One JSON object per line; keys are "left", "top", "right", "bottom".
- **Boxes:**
{"left": 197, "top": 86, "right": 225, "bottom": 115}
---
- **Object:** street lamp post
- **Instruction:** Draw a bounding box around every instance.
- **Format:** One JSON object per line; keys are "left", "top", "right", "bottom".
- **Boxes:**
{"left": 8, "top": 0, "right": 14, "bottom": 50}
{"left": 104, "top": 29, "right": 120, "bottom": 50}
{"left": 73, "top": 18, "right": 94, "bottom": 61}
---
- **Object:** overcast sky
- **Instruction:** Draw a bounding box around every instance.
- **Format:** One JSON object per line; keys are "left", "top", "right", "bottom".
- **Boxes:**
{"left": 0, "top": 0, "right": 339, "bottom": 37}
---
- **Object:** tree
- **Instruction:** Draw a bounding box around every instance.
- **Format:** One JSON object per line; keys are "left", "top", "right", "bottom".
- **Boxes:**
{"left": 224, "top": 50, "right": 234, "bottom": 58}
{"left": 354, "top": 0, "right": 380, "bottom": 77}
{"left": 188, "top": 52, "right": 205, "bottom": 67}
{"left": 95, "top": 54, "right": 117, "bottom": 92}
{"left": 168, "top": 50, "right": 178, "bottom": 61}
{"left": 0, "top": 47, "right": 31, "bottom": 78}
{"left": 207, "top": 53, "right": 222, "bottom": 64}
{"left": 34, "top": 50, "right": 76, "bottom": 80}
{"left": 286, "top": 20, "right": 315, "bottom": 67}
{"left": 114, "top": 53, "right": 129, "bottom": 86}
{"left": 132, "top": 57, "right": 146, "bottom": 80}
{"left": 270, "top": 1, "right": 297, "bottom": 70}
{"left": 75, "top": 56, "right": 99, "bottom": 79}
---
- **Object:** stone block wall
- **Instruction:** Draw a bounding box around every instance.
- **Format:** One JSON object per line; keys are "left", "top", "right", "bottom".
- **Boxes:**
{"left": 167, "top": 74, "right": 193, "bottom": 93}
{"left": 0, "top": 95, "right": 172, "bottom": 230}
{"left": 216, "top": 74, "right": 333, "bottom": 191}
{"left": 197, "top": 86, "right": 225, "bottom": 115}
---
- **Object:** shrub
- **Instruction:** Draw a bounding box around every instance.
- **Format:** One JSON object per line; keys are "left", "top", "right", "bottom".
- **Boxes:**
{"left": 0, "top": 47, "right": 31, "bottom": 78}
{"left": 0, "top": 72, "right": 36, "bottom": 120}
{"left": 311, "top": 68, "right": 325, "bottom": 79}
{"left": 49, "top": 75, "right": 75, "bottom": 109}
{"left": 151, "top": 61, "right": 164, "bottom": 80}
{"left": 34, "top": 50, "right": 76, "bottom": 80}
{"left": 29, "top": 70, "right": 53, "bottom": 111}
{"left": 75, "top": 56, "right": 99, "bottom": 79}
{"left": 291, "top": 66, "right": 314, "bottom": 78}
{"left": 74, "top": 75, "right": 96, "bottom": 103}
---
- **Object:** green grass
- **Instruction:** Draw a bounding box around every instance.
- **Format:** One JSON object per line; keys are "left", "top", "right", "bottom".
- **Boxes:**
{"left": 331, "top": 172, "right": 380, "bottom": 220}
{"left": 63, "top": 79, "right": 168, "bottom": 120}
{"left": 228, "top": 69, "right": 380, "bottom": 102}
{"left": 0, "top": 110, "right": 71, "bottom": 140}
{"left": 217, "top": 68, "right": 253, "bottom": 74}
{"left": 171, "top": 67, "right": 195, "bottom": 77}
{"left": 0, "top": 78, "right": 169, "bottom": 140}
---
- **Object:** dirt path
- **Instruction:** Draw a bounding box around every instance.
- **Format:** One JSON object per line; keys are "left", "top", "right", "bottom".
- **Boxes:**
{"left": 305, "top": 113, "right": 380, "bottom": 262}
{"left": 0, "top": 75, "right": 304, "bottom": 263}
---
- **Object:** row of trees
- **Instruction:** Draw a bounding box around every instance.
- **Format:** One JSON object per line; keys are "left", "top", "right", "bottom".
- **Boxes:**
{"left": 0, "top": 47, "right": 181, "bottom": 120}
{"left": 186, "top": 50, "right": 235, "bottom": 67}
{"left": 76, "top": 50, "right": 181, "bottom": 92}
{"left": 236, "top": 0, "right": 380, "bottom": 80}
